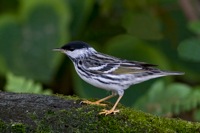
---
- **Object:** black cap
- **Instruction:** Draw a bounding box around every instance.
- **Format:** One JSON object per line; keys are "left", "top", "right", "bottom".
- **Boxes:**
{"left": 61, "top": 41, "right": 91, "bottom": 51}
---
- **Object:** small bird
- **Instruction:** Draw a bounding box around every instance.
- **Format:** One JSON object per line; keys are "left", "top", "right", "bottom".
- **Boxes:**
{"left": 53, "top": 41, "right": 184, "bottom": 115}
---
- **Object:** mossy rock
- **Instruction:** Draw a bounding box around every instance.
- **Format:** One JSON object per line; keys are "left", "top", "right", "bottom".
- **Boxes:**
{"left": 0, "top": 92, "right": 199, "bottom": 132}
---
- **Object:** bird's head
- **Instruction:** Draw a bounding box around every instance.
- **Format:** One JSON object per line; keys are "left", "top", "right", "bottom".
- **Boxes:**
{"left": 53, "top": 41, "right": 96, "bottom": 59}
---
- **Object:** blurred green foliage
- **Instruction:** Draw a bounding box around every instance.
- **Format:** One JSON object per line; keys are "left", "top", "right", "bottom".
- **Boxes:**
{"left": 5, "top": 72, "right": 52, "bottom": 95}
{"left": 0, "top": 0, "right": 200, "bottom": 121}
{"left": 134, "top": 80, "right": 200, "bottom": 116}
{"left": 122, "top": 12, "right": 163, "bottom": 40}
{"left": 0, "top": 0, "right": 70, "bottom": 82}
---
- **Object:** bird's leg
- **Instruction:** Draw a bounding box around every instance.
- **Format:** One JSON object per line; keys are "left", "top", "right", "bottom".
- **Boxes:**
{"left": 81, "top": 94, "right": 116, "bottom": 106}
{"left": 99, "top": 95, "right": 123, "bottom": 115}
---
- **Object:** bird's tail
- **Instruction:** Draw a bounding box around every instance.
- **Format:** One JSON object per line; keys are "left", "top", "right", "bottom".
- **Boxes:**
{"left": 162, "top": 70, "right": 185, "bottom": 76}
{"left": 132, "top": 70, "right": 184, "bottom": 85}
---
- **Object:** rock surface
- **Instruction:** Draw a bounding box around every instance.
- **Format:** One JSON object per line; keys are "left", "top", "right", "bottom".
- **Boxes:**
{"left": 0, "top": 92, "right": 200, "bottom": 132}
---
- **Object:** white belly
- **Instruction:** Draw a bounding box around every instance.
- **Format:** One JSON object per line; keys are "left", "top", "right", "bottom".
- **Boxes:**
{"left": 74, "top": 66, "right": 131, "bottom": 93}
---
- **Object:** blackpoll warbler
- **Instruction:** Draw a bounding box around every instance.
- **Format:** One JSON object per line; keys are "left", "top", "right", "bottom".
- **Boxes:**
{"left": 53, "top": 41, "right": 184, "bottom": 115}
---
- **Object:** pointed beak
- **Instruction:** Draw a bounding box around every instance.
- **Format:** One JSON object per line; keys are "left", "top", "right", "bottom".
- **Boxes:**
{"left": 52, "top": 48, "right": 62, "bottom": 52}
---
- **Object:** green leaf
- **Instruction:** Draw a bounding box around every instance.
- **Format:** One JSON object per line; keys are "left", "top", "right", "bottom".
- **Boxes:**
{"left": 0, "top": 0, "right": 71, "bottom": 82}
{"left": 194, "top": 109, "right": 200, "bottom": 121}
{"left": 188, "top": 21, "right": 200, "bottom": 34}
{"left": 67, "top": 0, "right": 95, "bottom": 37}
{"left": 98, "top": 0, "right": 115, "bottom": 15}
{"left": 5, "top": 72, "right": 52, "bottom": 95}
{"left": 178, "top": 38, "right": 200, "bottom": 62}
{"left": 133, "top": 80, "right": 199, "bottom": 116}
{"left": 122, "top": 12, "right": 163, "bottom": 40}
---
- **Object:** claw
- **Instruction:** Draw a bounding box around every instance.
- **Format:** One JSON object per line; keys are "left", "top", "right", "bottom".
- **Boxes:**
{"left": 81, "top": 100, "right": 107, "bottom": 106}
{"left": 99, "top": 109, "right": 120, "bottom": 115}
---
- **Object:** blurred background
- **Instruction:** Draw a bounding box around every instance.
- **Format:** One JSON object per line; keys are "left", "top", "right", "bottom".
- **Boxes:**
{"left": 0, "top": 0, "right": 200, "bottom": 121}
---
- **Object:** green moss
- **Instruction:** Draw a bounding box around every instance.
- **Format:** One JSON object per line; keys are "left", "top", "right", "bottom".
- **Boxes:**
{"left": 0, "top": 121, "right": 27, "bottom": 133}
{"left": 30, "top": 103, "right": 200, "bottom": 132}
{"left": 0, "top": 120, "right": 6, "bottom": 133}
{"left": 55, "top": 94, "right": 81, "bottom": 101}
{"left": 1, "top": 94, "right": 200, "bottom": 132}
{"left": 11, "top": 123, "right": 26, "bottom": 133}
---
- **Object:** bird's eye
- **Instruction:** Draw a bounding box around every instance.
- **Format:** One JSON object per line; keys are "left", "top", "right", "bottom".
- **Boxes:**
{"left": 68, "top": 47, "right": 75, "bottom": 51}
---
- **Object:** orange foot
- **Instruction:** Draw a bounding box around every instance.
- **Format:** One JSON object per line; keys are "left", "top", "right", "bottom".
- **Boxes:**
{"left": 99, "top": 109, "right": 120, "bottom": 115}
{"left": 81, "top": 100, "right": 107, "bottom": 106}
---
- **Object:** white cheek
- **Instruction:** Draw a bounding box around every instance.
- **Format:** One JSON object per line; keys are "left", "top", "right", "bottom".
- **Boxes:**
{"left": 65, "top": 50, "right": 85, "bottom": 58}
{"left": 65, "top": 50, "right": 82, "bottom": 59}
{"left": 65, "top": 48, "right": 95, "bottom": 58}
